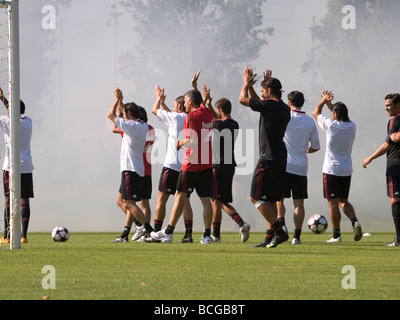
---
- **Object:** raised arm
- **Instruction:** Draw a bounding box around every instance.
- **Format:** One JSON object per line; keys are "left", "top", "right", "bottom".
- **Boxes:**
{"left": 203, "top": 84, "right": 218, "bottom": 118}
{"left": 239, "top": 67, "right": 254, "bottom": 107}
{"left": 313, "top": 90, "right": 334, "bottom": 120}
{"left": 191, "top": 69, "right": 201, "bottom": 91}
{"left": 152, "top": 85, "right": 166, "bottom": 116}
{"left": 108, "top": 87, "right": 121, "bottom": 124}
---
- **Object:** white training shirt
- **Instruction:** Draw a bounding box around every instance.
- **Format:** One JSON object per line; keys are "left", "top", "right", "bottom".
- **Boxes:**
{"left": 317, "top": 114, "right": 356, "bottom": 177}
{"left": 0, "top": 115, "right": 34, "bottom": 174}
{"left": 157, "top": 109, "right": 186, "bottom": 172}
{"left": 285, "top": 110, "right": 320, "bottom": 176}
{"left": 115, "top": 117, "right": 149, "bottom": 177}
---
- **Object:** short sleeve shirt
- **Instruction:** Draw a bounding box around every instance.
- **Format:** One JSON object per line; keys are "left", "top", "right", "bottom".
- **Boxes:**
{"left": 249, "top": 98, "right": 290, "bottom": 165}
{"left": 386, "top": 114, "right": 400, "bottom": 177}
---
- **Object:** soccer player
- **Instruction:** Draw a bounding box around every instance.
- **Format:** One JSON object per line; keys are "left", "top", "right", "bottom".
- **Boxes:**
{"left": 202, "top": 85, "right": 251, "bottom": 242}
{"left": 108, "top": 88, "right": 154, "bottom": 242}
{"left": 150, "top": 89, "right": 214, "bottom": 244}
{"left": 312, "top": 91, "right": 362, "bottom": 243}
{"left": 363, "top": 93, "right": 400, "bottom": 246}
{"left": 239, "top": 68, "right": 290, "bottom": 248}
{"left": 151, "top": 85, "right": 194, "bottom": 243}
{"left": 276, "top": 91, "right": 320, "bottom": 244}
{"left": 0, "top": 88, "right": 34, "bottom": 244}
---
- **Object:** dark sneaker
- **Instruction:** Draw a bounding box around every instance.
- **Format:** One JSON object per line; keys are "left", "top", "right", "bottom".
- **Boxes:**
{"left": 353, "top": 221, "right": 363, "bottom": 241}
{"left": 385, "top": 238, "right": 400, "bottom": 247}
{"left": 181, "top": 234, "right": 193, "bottom": 243}
{"left": 251, "top": 237, "right": 272, "bottom": 248}
{"left": 266, "top": 232, "right": 289, "bottom": 248}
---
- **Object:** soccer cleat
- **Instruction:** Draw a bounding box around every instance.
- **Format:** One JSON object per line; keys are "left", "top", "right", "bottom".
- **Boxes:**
{"left": 21, "top": 237, "right": 28, "bottom": 244}
{"left": 385, "top": 238, "right": 400, "bottom": 247}
{"left": 292, "top": 238, "right": 301, "bottom": 245}
{"left": 0, "top": 237, "right": 10, "bottom": 244}
{"left": 211, "top": 235, "right": 221, "bottom": 243}
{"left": 181, "top": 235, "right": 193, "bottom": 243}
{"left": 131, "top": 225, "right": 146, "bottom": 241}
{"left": 251, "top": 237, "right": 272, "bottom": 248}
{"left": 326, "top": 236, "right": 342, "bottom": 243}
{"left": 353, "top": 221, "right": 363, "bottom": 241}
{"left": 112, "top": 236, "right": 128, "bottom": 243}
{"left": 240, "top": 222, "right": 251, "bottom": 242}
{"left": 266, "top": 232, "right": 289, "bottom": 248}
{"left": 150, "top": 229, "right": 172, "bottom": 243}
{"left": 200, "top": 236, "right": 212, "bottom": 244}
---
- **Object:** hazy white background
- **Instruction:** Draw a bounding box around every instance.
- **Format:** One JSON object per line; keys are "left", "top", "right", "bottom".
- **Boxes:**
{"left": 15, "top": 0, "right": 395, "bottom": 234}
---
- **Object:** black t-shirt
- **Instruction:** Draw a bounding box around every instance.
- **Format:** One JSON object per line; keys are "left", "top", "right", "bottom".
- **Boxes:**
{"left": 249, "top": 98, "right": 291, "bottom": 165}
{"left": 212, "top": 118, "right": 239, "bottom": 166}
{"left": 386, "top": 115, "right": 400, "bottom": 177}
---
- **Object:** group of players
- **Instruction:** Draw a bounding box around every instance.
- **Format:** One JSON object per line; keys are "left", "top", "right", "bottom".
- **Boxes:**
{"left": 108, "top": 68, "right": 400, "bottom": 248}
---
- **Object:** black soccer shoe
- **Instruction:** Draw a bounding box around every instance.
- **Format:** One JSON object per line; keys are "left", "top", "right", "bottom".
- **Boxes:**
{"left": 266, "top": 232, "right": 289, "bottom": 248}
{"left": 251, "top": 237, "right": 272, "bottom": 248}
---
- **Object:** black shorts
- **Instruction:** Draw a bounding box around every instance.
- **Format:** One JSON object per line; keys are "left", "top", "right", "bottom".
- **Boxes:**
{"left": 212, "top": 165, "right": 235, "bottom": 203}
{"left": 141, "top": 175, "right": 152, "bottom": 200}
{"left": 282, "top": 172, "right": 308, "bottom": 200}
{"left": 387, "top": 175, "right": 400, "bottom": 198}
{"left": 250, "top": 160, "right": 285, "bottom": 202}
{"left": 119, "top": 171, "right": 143, "bottom": 201}
{"left": 176, "top": 168, "right": 213, "bottom": 198}
{"left": 158, "top": 167, "right": 179, "bottom": 195}
{"left": 3, "top": 170, "right": 34, "bottom": 199}
{"left": 323, "top": 173, "right": 351, "bottom": 200}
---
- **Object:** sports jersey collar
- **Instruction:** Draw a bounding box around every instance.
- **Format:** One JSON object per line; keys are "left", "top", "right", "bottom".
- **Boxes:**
{"left": 292, "top": 109, "right": 305, "bottom": 114}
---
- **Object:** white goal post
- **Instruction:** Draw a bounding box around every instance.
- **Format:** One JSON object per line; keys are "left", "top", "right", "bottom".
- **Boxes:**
{"left": 0, "top": 0, "right": 21, "bottom": 250}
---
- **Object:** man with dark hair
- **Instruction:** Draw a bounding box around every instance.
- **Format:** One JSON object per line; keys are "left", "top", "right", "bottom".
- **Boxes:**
{"left": 202, "top": 85, "right": 251, "bottom": 242}
{"left": 0, "top": 88, "right": 34, "bottom": 244}
{"left": 239, "top": 68, "right": 290, "bottom": 248}
{"left": 363, "top": 93, "right": 400, "bottom": 246}
{"left": 151, "top": 87, "right": 214, "bottom": 244}
{"left": 151, "top": 85, "right": 194, "bottom": 243}
{"left": 313, "top": 91, "right": 362, "bottom": 243}
{"left": 108, "top": 87, "right": 154, "bottom": 242}
{"left": 277, "top": 90, "right": 320, "bottom": 244}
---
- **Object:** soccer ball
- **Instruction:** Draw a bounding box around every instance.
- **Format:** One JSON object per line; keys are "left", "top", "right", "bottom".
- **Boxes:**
{"left": 307, "top": 214, "right": 328, "bottom": 234}
{"left": 52, "top": 226, "right": 70, "bottom": 242}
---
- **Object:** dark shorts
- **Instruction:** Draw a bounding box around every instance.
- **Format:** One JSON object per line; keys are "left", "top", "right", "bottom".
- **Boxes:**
{"left": 250, "top": 160, "right": 285, "bottom": 202}
{"left": 119, "top": 171, "right": 143, "bottom": 201}
{"left": 387, "top": 175, "right": 400, "bottom": 198}
{"left": 282, "top": 172, "right": 308, "bottom": 200}
{"left": 141, "top": 175, "right": 152, "bottom": 200}
{"left": 323, "top": 173, "right": 351, "bottom": 200}
{"left": 176, "top": 168, "right": 213, "bottom": 198}
{"left": 158, "top": 167, "right": 179, "bottom": 195}
{"left": 212, "top": 165, "right": 235, "bottom": 203}
{"left": 3, "top": 170, "right": 34, "bottom": 199}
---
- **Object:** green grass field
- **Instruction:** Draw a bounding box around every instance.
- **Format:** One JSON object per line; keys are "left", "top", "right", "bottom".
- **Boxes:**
{"left": 0, "top": 232, "right": 399, "bottom": 301}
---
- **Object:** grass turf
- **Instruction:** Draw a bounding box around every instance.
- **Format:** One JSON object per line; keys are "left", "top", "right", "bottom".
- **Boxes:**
{"left": 0, "top": 232, "right": 399, "bottom": 300}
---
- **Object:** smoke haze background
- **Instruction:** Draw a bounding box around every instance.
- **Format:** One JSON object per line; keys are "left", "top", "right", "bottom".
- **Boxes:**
{"left": 17, "top": 0, "right": 397, "bottom": 233}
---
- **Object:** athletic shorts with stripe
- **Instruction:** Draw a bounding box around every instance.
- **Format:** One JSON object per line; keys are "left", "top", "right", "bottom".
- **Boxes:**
{"left": 158, "top": 167, "right": 179, "bottom": 195}
{"left": 3, "top": 170, "right": 34, "bottom": 199}
{"left": 282, "top": 172, "right": 308, "bottom": 200}
{"left": 141, "top": 175, "right": 152, "bottom": 200}
{"left": 250, "top": 160, "right": 285, "bottom": 202}
{"left": 387, "top": 175, "right": 400, "bottom": 198}
{"left": 322, "top": 173, "right": 351, "bottom": 200}
{"left": 119, "top": 171, "right": 143, "bottom": 201}
{"left": 176, "top": 168, "right": 213, "bottom": 198}
{"left": 212, "top": 165, "right": 235, "bottom": 203}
